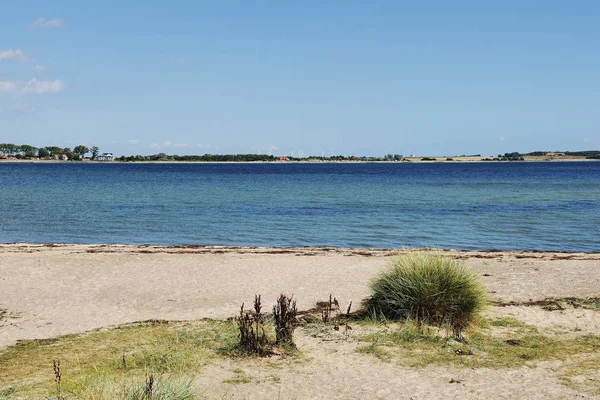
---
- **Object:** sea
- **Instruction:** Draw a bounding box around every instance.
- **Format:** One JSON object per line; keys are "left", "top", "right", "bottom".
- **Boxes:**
{"left": 1, "top": 161, "right": 599, "bottom": 252}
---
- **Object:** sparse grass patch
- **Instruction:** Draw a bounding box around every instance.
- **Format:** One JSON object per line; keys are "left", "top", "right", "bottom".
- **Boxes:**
{"left": 559, "top": 353, "right": 600, "bottom": 396}
{"left": 69, "top": 374, "right": 198, "bottom": 399}
{"left": 356, "top": 337, "right": 392, "bottom": 362}
{"left": 488, "top": 317, "right": 529, "bottom": 328}
{"left": 354, "top": 315, "right": 600, "bottom": 394}
{"left": 0, "top": 320, "right": 237, "bottom": 399}
{"left": 223, "top": 374, "right": 252, "bottom": 385}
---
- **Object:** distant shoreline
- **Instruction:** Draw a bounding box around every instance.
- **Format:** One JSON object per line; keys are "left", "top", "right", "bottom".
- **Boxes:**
{"left": 1, "top": 157, "right": 598, "bottom": 164}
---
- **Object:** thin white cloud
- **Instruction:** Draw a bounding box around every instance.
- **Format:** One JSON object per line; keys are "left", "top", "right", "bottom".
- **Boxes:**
{"left": 0, "top": 79, "right": 65, "bottom": 96}
{"left": 127, "top": 139, "right": 140, "bottom": 145}
{"left": 163, "top": 141, "right": 172, "bottom": 147}
{"left": 0, "top": 81, "right": 18, "bottom": 93}
{"left": 150, "top": 143, "right": 161, "bottom": 149}
{"left": 499, "top": 136, "right": 506, "bottom": 141}
{"left": 22, "top": 78, "right": 65, "bottom": 94}
{"left": 29, "top": 17, "right": 63, "bottom": 30}
{"left": 0, "top": 49, "right": 28, "bottom": 62}
{"left": 174, "top": 143, "right": 188, "bottom": 148}
{"left": 33, "top": 64, "right": 46, "bottom": 75}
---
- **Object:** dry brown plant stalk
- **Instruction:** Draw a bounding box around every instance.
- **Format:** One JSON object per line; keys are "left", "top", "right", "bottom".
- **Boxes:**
{"left": 273, "top": 294, "right": 297, "bottom": 345}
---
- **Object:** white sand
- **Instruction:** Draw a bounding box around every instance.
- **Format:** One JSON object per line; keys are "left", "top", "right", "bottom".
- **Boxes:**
{"left": 1, "top": 244, "right": 599, "bottom": 399}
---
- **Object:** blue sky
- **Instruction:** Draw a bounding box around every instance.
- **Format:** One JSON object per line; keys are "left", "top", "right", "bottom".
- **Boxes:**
{"left": 1, "top": 1, "right": 599, "bottom": 156}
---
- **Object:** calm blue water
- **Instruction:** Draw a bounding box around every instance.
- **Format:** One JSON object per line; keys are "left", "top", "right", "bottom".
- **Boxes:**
{"left": 1, "top": 162, "right": 599, "bottom": 251}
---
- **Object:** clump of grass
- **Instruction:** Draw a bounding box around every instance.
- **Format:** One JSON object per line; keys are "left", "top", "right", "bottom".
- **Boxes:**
{"left": 488, "top": 317, "right": 528, "bottom": 328}
{"left": 223, "top": 372, "right": 252, "bottom": 385}
{"left": 0, "top": 386, "right": 16, "bottom": 400}
{"left": 363, "top": 252, "right": 488, "bottom": 340}
{"left": 76, "top": 374, "right": 198, "bottom": 399}
{"left": 122, "top": 374, "right": 196, "bottom": 399}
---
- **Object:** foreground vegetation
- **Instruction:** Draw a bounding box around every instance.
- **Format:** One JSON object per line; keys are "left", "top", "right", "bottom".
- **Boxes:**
{"left": 0, "top": 252, "right": 597, "bottom": 398}
{"left": 0, "top": 302, "right": 599, "bottom": 398}
{"left": 0, "top": 293, "right": 300, "bottom": 399}
{"left": 0, "top": 320, "right": 234, "bottom": 399}
{"left": 364, "top": 253, "right": 488, "bottom": 340}
{"left": 355, "top": 316, "right": 600, "bottom": 395}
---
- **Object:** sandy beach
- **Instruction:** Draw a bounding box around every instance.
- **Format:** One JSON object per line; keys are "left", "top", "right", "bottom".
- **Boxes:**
{"left": 1, "top": 244, "right": 599, "bottom": 399}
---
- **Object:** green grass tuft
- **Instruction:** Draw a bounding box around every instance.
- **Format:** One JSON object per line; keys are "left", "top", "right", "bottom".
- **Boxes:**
{"left": 364, "top": 252, "right": 488, "bottom": 339}
{"left": 75, "top": 374, "right": 198, "bottom": 399}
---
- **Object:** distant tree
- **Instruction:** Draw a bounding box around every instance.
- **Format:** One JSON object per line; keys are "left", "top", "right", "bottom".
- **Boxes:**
{"left": 73, "top": 145, "right": 89, "bottom": 159}
{"left": 63, "top": 147, "right": 73, "bottom": 160}
{"left": 45, "top": 146, "right": 63, "bottom": 156}
{"left": 503, "top": 152, "right": 522, "bottom": 161}
{"left": 19, "top": 144, "right": 38, "bottom": 158}
{"left": 393, "top": 154, "right": 402, "bottom": 161}
{"left": 1, "top": 143, "right": 18, "bottom": 156}
{"left": 38, "top": 148, "right": 50, "bottom": 158}
{"left": 90, "top": 146, "right": 100, "bottom": 160}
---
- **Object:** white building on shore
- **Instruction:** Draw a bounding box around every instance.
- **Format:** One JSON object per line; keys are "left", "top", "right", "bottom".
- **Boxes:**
{"left": 96, "top": 153, "right": 115, "bottom": 161}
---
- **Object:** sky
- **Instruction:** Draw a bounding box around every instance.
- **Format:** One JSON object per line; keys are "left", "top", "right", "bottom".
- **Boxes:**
{"left": 1, "top": 1, "right": 599, "bottom": 157}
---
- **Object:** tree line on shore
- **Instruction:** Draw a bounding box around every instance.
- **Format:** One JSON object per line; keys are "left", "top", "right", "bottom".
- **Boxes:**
{"left": 495, "top": 151, "right": 600, "bottom": 160}
{"left": 0, "top": 143, "right": 100, "bottom": 160}
{"left": 114, "top": 153, "right": 402, "bottom": 162}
